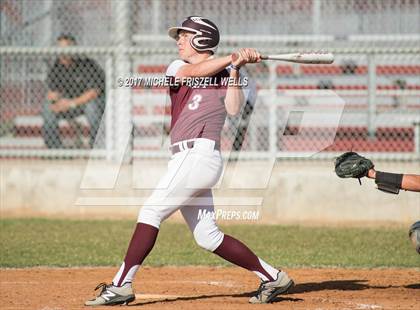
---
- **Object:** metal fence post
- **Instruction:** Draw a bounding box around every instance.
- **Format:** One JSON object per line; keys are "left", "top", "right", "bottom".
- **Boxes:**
{"left": 105, "top": 55, "right": 114, "bottom": 161}
{"left": 312, "top": 0, "right": 321, "bottom": 35}
{"left": 367, "top": 53, "right": 377, "bottom": 138}
{"left": 152, "top": 0, "right": 161, "bottom": 35}
{"left": 268, "top": 63, "right": 277, "bottom": 158}
{"left": 113, "top": 0, "right": 132, "bottom": 163}
{"left": 414, "top": 121, "right": 420, "bottom": 159}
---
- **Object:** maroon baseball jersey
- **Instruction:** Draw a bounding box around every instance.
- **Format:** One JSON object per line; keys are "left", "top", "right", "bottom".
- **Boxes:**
{"left": 166, "top": 60, "right": 229, "bottom": 146}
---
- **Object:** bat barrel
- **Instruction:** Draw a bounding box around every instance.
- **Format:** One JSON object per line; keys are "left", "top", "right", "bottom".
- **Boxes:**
{"left": 261, "top": 53, "right": 334, "bottom": 64}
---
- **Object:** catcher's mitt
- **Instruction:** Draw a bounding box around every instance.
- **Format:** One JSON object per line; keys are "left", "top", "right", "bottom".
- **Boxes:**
{"left": 335, "top": 152, "right": 374, "bottom": 179}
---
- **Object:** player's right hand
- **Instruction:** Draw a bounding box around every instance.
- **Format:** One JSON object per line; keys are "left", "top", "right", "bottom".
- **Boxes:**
{"left": 232, "top": 48, "right": 261, "bottom": 67}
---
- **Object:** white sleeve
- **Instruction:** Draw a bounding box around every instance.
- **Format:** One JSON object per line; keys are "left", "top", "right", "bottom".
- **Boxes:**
{"left": 166, "top": 60, "right": 187, "bottom": 77}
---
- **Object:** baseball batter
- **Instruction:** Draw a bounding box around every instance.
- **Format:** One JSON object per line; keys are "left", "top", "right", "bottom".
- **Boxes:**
{"left": 85, "top": 16, "right": 293, "bottom": 306}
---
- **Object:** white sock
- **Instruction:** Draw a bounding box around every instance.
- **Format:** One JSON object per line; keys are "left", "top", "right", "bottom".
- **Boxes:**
{"left": 253, "top": 258, "right": 279, "bottom": 282}
{"left": 112, "top": 262, "right": 139, "bottom": 286}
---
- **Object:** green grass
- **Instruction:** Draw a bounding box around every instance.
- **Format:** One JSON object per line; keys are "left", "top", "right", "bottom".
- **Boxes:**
{"left": 0, "top": 218, "right": 418, "bottom": 268}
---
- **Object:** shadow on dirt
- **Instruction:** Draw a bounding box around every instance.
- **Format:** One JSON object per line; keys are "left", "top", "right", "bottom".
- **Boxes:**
{"left": 404, "top": 283, "right": 420, "bottom": 289}
{"left": 291, "top": 279, "right": 371, "bottom": 293}
{"left": 129, "top": 279, "right": 419, "bottom": 306}
{"left": 290, "top": 279, "right": 415, "bottom": 294}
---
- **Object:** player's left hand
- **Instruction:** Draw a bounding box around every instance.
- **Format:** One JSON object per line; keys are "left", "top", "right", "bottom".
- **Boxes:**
{"left": 50, "top": 99, "right": 73, "bottom": 113}
{"left": 334, "top": 151, "right": 374, "bottom": 179}
{"left": 243, "top": 48, "right": 261, "bottom": 64}
{"left": 232, "top": 48, "right": 261, "bottom": 67}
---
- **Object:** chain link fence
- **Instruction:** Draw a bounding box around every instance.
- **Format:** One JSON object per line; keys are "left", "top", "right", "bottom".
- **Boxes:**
{"left": 1, "top": 0, "right": 419, "bottom": 160}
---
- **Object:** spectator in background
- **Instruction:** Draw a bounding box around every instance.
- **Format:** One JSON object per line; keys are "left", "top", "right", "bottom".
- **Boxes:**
{"left": 42, "top": 34, "right": 105, "bottom": 148}
{"left": 392, "top": 79, "right": 407, "bottom": 108}
{"left": 341, "top": 60, "right": 358, "bottom": 75}
{"left": 317, "top": 80, "right": 334, "bottom": 89}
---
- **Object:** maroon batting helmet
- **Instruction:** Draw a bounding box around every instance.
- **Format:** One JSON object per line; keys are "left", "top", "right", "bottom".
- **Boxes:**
{"left": 168, "top": 16, "right": 220, "bottom": 54}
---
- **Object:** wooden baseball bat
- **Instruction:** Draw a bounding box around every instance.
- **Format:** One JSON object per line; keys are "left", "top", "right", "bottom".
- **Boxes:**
{"left": 261, "top": 52, "right": 334, "bottom": 64}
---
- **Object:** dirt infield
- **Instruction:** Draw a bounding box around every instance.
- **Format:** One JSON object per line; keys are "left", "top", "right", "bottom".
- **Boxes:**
{"left": 1, "top": 267, "right": 419, "bottom": 310}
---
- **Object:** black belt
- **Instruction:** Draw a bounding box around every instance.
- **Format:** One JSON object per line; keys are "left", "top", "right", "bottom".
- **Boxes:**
{"left": 171, "top": 141, "right": 195, "bottom": 154}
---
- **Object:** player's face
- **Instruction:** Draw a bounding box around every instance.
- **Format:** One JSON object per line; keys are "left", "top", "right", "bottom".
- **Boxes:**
{"left": 176, "top": 30, "right": 196, "bottom": 61}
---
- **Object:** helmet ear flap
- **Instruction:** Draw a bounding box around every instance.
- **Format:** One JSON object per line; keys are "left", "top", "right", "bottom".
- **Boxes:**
{"left": 189, "top": 32, "right": 218, "bottom": 54}
{"left": 189, "top": 35, "right": 195, "bottom": 50}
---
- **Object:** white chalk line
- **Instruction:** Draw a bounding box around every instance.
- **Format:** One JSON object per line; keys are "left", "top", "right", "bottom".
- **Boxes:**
{"left": 354, "top": 303, "right": 382, "bottom": 309}
{"left": 309, "top": 297, "right": 383, "bottom": 310}
{"left": 165, "top": 280, "right": 237, "bottom": 287}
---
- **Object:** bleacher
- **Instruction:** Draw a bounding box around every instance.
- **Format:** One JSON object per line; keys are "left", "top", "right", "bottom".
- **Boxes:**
{"left": 1, "top": 59, "right": 419, "bottom": 154}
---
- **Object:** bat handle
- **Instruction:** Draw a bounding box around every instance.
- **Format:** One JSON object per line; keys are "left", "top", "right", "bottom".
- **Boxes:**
{"left": 260, "top": 55, "right": 268, "bottom": 60}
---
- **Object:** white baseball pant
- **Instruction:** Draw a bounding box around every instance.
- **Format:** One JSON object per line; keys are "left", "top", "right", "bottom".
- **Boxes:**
{"left": 138, "top": 138, "right": 225, "bottom": 252}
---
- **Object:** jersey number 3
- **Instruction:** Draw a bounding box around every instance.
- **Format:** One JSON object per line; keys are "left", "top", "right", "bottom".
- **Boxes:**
{"left": 188, "top": 94, "right": 202, "bottom": 110}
